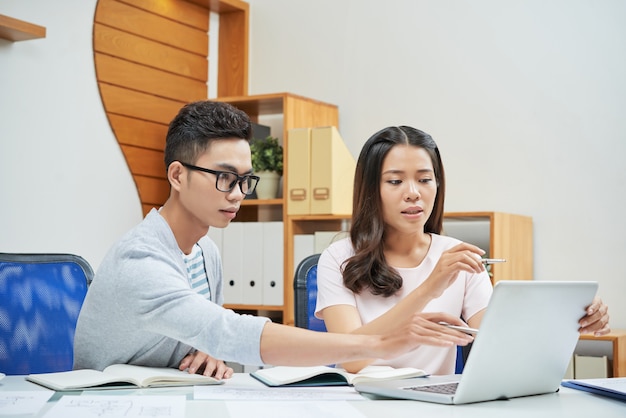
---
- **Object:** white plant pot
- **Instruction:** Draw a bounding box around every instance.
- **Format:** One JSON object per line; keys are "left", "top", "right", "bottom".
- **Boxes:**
{"left": 255, "top": 170, "right": 281, "bottom": 199}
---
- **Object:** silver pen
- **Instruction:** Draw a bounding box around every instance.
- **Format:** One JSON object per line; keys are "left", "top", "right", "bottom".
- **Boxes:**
{"left": 481, "top": 258, "right": 506, "bottom": 264}
{"left": 438, "top": 322, "right": 479, "bottom": 335}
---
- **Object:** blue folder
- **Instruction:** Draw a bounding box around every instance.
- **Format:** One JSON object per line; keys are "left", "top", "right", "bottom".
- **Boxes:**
{"left": 562, "top": 378, "right": 626, "bottom": 402}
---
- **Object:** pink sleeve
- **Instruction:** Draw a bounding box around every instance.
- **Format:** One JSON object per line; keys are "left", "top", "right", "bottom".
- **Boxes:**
{"left": 462, "top": 269, "right": 493, "bottom": 322}
{"left": 314, "top": 238, "right": 357, "bottom": 319}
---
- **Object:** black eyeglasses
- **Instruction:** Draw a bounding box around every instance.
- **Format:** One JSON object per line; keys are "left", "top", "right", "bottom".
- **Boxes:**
{"left": 180, "top": 162, "right": 260, "bottom": 196}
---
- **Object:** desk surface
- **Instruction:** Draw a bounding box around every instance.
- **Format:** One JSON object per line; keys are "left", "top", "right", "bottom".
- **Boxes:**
{"left": 1, "top": 373, "right": 625, "bottom": 418}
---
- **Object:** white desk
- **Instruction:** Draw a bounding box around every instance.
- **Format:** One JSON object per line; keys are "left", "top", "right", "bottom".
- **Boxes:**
{"left": 1, "top": 373, "right": 625, "bottom": 417}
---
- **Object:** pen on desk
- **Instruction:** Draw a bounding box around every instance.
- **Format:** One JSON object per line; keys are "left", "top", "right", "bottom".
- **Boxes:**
{"left": 481, "top": 258, "right": 506, "bottom": 264}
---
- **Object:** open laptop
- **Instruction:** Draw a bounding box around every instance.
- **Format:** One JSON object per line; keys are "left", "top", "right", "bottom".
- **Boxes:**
{"left": 354, "top": 280, "right": 598, "bottom": 404}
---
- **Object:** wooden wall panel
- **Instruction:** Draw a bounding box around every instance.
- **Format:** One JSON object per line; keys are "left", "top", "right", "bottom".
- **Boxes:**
{"left": 94, "top": 23, "right": 208, "bottom": 80}
{"left": 120, "top": 0, "right": 209, "bottom": 30}
{"left": 135, "top": 176, "right": 170, "bottom": 205}
{"left": 99, "top": 83, "right": 183, "bottom": 125}
{"left": 217, "top": 6, "right": 248, "bottom": 96}
{"left": 95, "top": 53, "right": 207, "bottom": 102}
{"left": 94, "top": 0, "right": 248, "bottom": 216}
{"left": 96, "top": 0, "right": 208, "bottom": 55}
{"left": 108, "top": 114, "right": 168, "bottom": 151}
{"left": 142, "top": 204, "right": 157, "bottom": 214}
{"left": 121, "top": 145, "right": 166, "bottom": 178}
{"left": 186, "top": 0, "right": 246, "bottom": 14}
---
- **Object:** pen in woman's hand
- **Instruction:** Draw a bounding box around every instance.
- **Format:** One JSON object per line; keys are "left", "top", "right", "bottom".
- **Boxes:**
{"left": 481, "top": 258, "right": 506, "bottom": 264}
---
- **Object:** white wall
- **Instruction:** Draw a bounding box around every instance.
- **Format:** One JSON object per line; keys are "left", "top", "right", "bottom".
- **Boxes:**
{"left": 1, "top": 0, "right": 624, "bottom": 329}
{"left": 247, "top": 0, "right": 626, "bottom": 328}
{"left": 0, "top": 0, "right": 142, "bottom": 270}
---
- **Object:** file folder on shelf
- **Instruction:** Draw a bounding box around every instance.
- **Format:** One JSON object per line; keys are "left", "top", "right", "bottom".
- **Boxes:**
{"left": 262, "top": 221, "right": 284, "bottom": 306}
{"left": 206, "top": 227, "right": 223, "bottom": 256}
{"left": 293, "top": 234, "right": 315, "bottom": 278}
{"left": 310, "top": 126, "right": 355, "bottom": 215}
{"left": 314, "top": 230, "right": 349, "bottom": 254}
{"left": 222, "top": 222, "right": 243, "bottom": 304}
{"left": 242, "top": 222, "right": 263, "bottom": 305}
{"left": 286, "top": 128, "right": 312, "bottom": 215}
{"left": 574, "top": 354, "right": 611, "bottom": 379}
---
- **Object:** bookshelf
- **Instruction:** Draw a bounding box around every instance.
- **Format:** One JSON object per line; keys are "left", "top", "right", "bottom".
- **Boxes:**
{"left": 577, "top": 329, "right": 626, "bottom": 377}
{"left": 217, "top": 93, "right": 339, "bottom": 324}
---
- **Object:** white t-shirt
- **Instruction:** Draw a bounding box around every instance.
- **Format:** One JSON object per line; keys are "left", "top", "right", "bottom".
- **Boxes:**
{"left": 315, "top": 234, "right": 493, "bottom": 375}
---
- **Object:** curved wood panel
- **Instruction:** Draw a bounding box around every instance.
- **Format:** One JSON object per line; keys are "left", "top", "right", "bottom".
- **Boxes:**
{"left": 95, "top": 54, "right": 207, "bottom": 103}
{"left": 93, "top": 24, "right": 208, "bottom": 80}
{"left": 94, "top": 0, "right": 248, "bottom": 216}
{"left": 107, "top": 114, "right": 167, "bottom": 151}
{"left": 97, "top": 0, "right": 208, "bottom": 55}
{"left": 119, "top": 0, "right": 210, "bottom": 31}
{"left": 94, "top": 0, "right": 208, "bottom": 216}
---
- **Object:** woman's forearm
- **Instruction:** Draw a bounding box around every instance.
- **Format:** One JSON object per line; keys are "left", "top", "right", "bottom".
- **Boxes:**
{"left": 352, "top": 284, "right": 436, "bottom": 335}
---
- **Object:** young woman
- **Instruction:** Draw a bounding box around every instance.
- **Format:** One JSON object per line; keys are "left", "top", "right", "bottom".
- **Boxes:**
{"left": 315, "top": 126, "right": 610, "bottom": 375}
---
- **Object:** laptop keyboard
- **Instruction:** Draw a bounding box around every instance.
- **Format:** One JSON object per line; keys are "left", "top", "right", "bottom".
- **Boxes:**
{"left": 405, "top": 382, "right": 459, "bottom": 394}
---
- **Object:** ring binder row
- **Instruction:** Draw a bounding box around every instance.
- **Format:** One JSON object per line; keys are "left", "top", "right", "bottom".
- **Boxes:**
{"left": 208, "top": 222, "right": 284, "bottom": 306}
{"left": 286, "top": 126, "right": 355, "bottom": 216}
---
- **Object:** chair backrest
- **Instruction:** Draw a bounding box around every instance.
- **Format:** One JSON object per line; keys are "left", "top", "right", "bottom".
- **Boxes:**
{"left": 293, "top": 254, "right": 326, "bottom": 332}
{"left": 0, "top": 253, "right": 94, "bottom": 375}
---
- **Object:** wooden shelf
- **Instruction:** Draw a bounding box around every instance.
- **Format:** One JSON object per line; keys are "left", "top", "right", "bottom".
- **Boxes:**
{"left": 0, "top": 14, "right": 46, "bottom": 41}
{"left": 218, "top": 93, "right": 339, "bottom": 325}
{"left": 288, "top": 214, "right": 351, "bottom": 222}
{"left": 241, "top": 198, "right": 282, "bottom": 206}
{"left": 443, "top": 211, "right": 533, "bottom": 283}
{"left": 579, "top": 329, "right": 626, "bottom": 377}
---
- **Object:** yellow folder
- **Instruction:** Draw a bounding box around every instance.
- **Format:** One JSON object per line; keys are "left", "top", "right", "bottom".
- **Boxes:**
{"left": 310, "top": 126, "right": 355, "bottom": 215}
{"left": 286, "top": 128, "right": 312, "bottom": 215}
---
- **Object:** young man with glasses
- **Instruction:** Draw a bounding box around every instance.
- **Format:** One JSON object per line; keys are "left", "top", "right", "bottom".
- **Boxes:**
{"left": 73, "top": 101, "right": 473, "bottom": 378}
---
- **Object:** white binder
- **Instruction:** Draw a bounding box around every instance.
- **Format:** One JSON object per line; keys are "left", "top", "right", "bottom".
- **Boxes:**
{"left": 242, "top": 222, "right": 263, "bottom": 305}
{"left": 293, "top": 234, "right": 315, "bottom": 278}
{"left": 262, "top": 221, "right": 284, "bottom": 306}
{"left": 206, "top": 227, "right": 223, "bottom": 256}
{"left": 314, "top": 230, "right": 348, "bottom": 254}
{"left": 222, "top": 222, "right": 243, "bottom": 304}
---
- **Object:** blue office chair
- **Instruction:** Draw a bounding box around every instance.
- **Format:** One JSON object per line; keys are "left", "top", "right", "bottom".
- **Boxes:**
{"left": 456, "top": 343, "right": 473, "bottom": 373}
{"left": 293, "top": 254, "right": 326, "bottom": 332}
{"left": 0, "top": 253, "right": 94, "bottom": 375}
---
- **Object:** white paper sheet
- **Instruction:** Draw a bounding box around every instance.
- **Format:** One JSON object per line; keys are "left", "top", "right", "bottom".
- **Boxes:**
{"left": 42, "top": 395, "right": 185, "bottom": 418}
{"left": 0, "top": 390, "right": 54, "bottom": 416}
{"left": 226, "top": 400, "right": 366, "bottom": 418}
{"left": 194, "top": 385, "right": 365, "bottom": 401}
{"left": 573, "top": 377, "right": 626, "bottom": 392}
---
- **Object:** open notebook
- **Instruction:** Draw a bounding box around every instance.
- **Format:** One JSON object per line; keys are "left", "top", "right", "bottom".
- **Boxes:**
{"left": 355, "top": 281, "right": 598, "bottom": 405}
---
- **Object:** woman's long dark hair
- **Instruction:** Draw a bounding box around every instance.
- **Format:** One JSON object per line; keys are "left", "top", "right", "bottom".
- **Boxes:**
{"left": 342, "top": 126, "right": 446, "bottom": 297}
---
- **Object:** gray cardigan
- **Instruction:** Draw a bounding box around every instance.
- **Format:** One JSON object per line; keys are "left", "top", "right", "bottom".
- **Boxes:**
{"left": 73, "top": 209, "right": 268, "bottom": 371}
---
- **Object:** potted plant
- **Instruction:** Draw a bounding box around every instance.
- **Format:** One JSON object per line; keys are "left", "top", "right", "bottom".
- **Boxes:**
{"left": 250, "top": 136, "right": 283, "bottom": 199}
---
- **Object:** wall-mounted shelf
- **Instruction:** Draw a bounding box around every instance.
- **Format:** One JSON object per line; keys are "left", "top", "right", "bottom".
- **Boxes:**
{"left": 0, "top": 14, "right": 46, "bottom": 42}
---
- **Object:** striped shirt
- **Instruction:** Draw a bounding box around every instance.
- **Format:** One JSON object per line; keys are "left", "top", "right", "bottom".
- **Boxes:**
{"left": 183, "top": 244, "right": 210, "bottom": 299}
